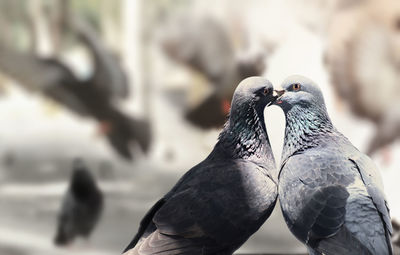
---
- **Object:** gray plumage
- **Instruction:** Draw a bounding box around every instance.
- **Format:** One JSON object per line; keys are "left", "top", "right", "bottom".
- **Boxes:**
{"left": 123, "top": 77, "right": 278, "bottom": 255}
{"left": 325, "top": 0, "right": 400, "bottom": 155}
{"left": 162, "top": 16, "right": 266, "bottom": 129}
{"left": 0, "top": 20, "right": 151, "bottom": 160}
{"left": 274, "top": 75, "right": 393, "bottom": 255}
{"left": 54, "top": 159, "right": 103, "bottom": 246}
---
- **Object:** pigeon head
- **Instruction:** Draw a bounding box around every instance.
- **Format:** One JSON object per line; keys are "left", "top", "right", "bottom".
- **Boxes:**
{"left": 273, "top": 75, "right": 327, "bottom": 112}
{"left": 212, "top": 76, "right": 277, "bottom": 168}
{"left": 230, "top": 76, "right": 277, "bottom": 118}
{"left": 71, "top": 159, "right": 99, "bottom": 199}
{"left": 273, "top": 75, "right": 335, "bottom": 162}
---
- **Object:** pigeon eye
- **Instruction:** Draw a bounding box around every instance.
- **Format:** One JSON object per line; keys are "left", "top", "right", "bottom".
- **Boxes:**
{"left": 292, "top": 83, "right": 301, "bottom": 91}
{"left": 263, "top": 88, "right": 270, "bottom": 95}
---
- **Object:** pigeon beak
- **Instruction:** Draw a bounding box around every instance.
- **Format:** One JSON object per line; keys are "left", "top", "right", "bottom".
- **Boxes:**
{"left": 273, "top": 89, "right": 285, "bottom": 104}
{"left": 273, "top": 89, "right": 285, "bottom": 97}
{"left": 273, "top": 90, "right": 285, "bottom": 97}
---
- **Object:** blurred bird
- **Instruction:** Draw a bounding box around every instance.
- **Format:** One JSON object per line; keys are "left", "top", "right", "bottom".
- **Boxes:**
{"left": 54, "top": 159, "right": 103, "bottom": 246}
{"left": 162, "top": 16, "right": 268, "bottom": 129}
{"left": 123, "top": 77, "right": 278, "bottom": 255}
{"left": 274, "top": 75, "right": 393, "bottom": 254}
{"left": 325, "top": 0, "right": 400, "bottom": 156}
{"left": 0, "top": 20, "right": 151, "bottom": 159}
{"left": 392, "top": 219, "right": 400, "bottom": 247}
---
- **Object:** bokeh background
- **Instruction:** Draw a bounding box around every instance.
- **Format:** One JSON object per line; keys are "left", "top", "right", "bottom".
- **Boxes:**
{"left": 0, "top": 0, "right": 399, "bottom": 254}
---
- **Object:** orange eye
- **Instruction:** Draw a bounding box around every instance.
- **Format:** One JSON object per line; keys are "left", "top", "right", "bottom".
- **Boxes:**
{"left": 292, "top": 83, "right": 301, "bottom": 91}
{"left": 263, "top": 88, "right": 269, "bottom": 95}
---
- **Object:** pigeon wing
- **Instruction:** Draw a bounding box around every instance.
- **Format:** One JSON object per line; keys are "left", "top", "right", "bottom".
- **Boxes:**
{"left": 281, "top": 152, "right": 381, "bottom": 254}
{"left": 349, "top": 152, "right": 393, "bottom": 254}
{"left": 125, "top": 161, "right": 277, "bottom": 254}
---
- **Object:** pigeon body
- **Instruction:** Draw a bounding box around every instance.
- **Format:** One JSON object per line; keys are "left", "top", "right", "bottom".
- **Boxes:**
{"left": 325, "top": 0, "right": 400, "bottom": 155}
{"left": 162, "top": 16, "right": 266, "bottom": 129}
{"left": 0, "top": 19, "right": 151, "bottom": 160}
{"left": 123, "top": 77, "right": 278, "bottom": 255}
{"left": 54, "top": 160, "right": 104, "bottom": 246}
{"left": 274, "top": 75, "right": 393, "bottom": 255}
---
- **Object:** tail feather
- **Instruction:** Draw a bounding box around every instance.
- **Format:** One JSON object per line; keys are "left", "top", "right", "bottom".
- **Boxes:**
{"left": 185, "top": 93, "right": 228, "bottom": 129}
{"left": 316, "top": 227, "right": 373, "bottom": 255}
{"left": 106, "top": 113, "right": 152, "bottom": 160}
{"left": 131, "top": 117, "right": 152, "bottom": 153}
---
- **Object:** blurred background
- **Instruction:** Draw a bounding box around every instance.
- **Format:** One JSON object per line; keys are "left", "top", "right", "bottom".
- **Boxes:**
{"left": 0, "top": 0, "right": 399, "bottom": 254}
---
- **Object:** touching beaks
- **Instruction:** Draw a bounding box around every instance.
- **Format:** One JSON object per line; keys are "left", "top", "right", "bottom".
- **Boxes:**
{"left": 272, "top": 88, "right": 285, "bottom": 105}
{"left": 273, "top": 89, "right": 285, "bottom": 97}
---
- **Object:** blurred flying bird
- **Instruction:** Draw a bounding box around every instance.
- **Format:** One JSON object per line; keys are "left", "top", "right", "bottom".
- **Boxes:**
{"left": 0, "top": 20, "right": 151, "bottom": 159}
{"left": 123, "top": 77, "right": 278, "bottom": 255}
{"left": 274, "top": 75, "right": 393, "bottom": 255}
{"left": 325, "top": 0, "right": 400, "bottom": 156}
{"left": 162, "top": 16, "right": 268, "bottom": 129}
{"left": 54, "top": 159, "right": 103, "bottom": 246}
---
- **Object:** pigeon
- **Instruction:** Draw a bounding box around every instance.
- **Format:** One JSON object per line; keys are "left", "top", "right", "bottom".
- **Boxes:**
{"left": 123, "top": 77, "right": 278, "bottom": 255}
{"left": 54, "top": 159, "right": 104, "bottom": 246}
{"left": 325, "top": 0, "right": 400, "bottom": 156}
{"left": 392, "top": 219, "right": 400, "bottom": 247}
{"left": 0, "top": 18, "right": 151, "bottom": 160}
{"left": 273, "top": 75, "right": 393, "bottom": 255}
{"left": 162, "top": 16, "right": 267, "bottom": 129}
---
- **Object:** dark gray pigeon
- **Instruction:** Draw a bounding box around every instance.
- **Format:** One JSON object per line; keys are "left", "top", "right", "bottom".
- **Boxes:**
{"left": 273, "top": 75, "right": 393, "bottom": 255}
{"left": 123, "top": 77, "right": 278, "bottom": 255}
{"left": 54, "top": 159, "right": 104, "bottom": 246}
{"left": 162, "top": 16, "right": 267, "bottom": 129}
{"left": 0, "top": 18, "right": 151, "bottom": 160}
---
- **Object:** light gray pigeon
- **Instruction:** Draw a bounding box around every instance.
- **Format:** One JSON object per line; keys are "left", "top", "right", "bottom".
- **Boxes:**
{"left": 273, "top": 75, "right": 393, "bottom": 255}
{"left": 325, "top": 0, "right": 400, "bottom": 156}
{"left": 123, "top": 77, "right": 278, "bottom": 255}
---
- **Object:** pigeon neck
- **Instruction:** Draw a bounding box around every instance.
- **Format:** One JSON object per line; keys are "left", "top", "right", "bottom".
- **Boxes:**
{"left": 281, "top": 105, "right": 337, "bottom": 163}
{"left": 213, "top": 102, "right": 275, "bottom": 169}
